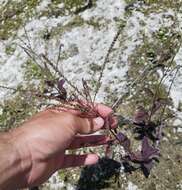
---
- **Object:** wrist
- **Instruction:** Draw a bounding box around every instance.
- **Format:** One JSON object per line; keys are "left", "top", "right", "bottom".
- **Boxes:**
{"left": 0, "top": 131, "right": 21, "bottom": 189}
{"left": 0, "top": 129, "right": 32, "bottom": 190}
{"left": 10, "top": 128, "right": 32, "bottom": 186}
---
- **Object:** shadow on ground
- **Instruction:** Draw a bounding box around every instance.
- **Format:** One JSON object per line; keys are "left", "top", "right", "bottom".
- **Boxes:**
{"left": 76, "top": 157, "right": 121, "bottom": 190}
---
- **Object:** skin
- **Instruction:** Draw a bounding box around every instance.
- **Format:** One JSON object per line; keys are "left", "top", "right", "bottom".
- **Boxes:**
{"left": 0, "top": 103, "right": 117, "bottom": 190}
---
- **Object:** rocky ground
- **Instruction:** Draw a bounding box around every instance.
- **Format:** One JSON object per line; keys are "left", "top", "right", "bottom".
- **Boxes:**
{"left": 0, "top": 0, "right": 182, "bottom": 189}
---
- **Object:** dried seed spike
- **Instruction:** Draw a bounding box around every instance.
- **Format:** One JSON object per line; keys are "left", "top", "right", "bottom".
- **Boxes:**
{"left": 82, "top": 79, "right": 93, "bottom": 105}
{"left": 56, "top": 43, "right": 64, "bottom": 71}
{"left": 94, "top": 29, "right": 121, "bottom": 101}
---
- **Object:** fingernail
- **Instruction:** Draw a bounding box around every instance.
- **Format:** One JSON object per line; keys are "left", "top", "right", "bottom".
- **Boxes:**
{"left": 93, "top": 117, "right": 104, "bottom": 128}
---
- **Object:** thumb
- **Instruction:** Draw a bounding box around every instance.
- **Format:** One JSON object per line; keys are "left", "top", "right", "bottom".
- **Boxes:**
{"left": 74, "top": 116, "right": 105, "bottom": 134}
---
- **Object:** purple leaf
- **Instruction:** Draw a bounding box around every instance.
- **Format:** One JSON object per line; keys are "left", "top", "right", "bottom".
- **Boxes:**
{"left": 128, "top": 151, "right": 143, "bottom": 162}
{"left": 142, "top": 161, "right": 154, "bottom": 178}
{"left": 127, "top": 137, "right": 159, "bottom": 164}
{"left": 117, "top": 132, "right": 131, "bottom": 153}
{"left": 141, "top": 137, "right": 159, "bottom": 161}
{"left": 117, "top": 132, "right": 127, "bottom": 142}
{"left": 56, "top": 79, "right": 67, "bottom": 100}
{"left": 57, "top": 79, "right": 65, "bottom": 90}
{"left": 143, "top": 161, "right": 153, "bottom": 172}
{"left": 133, "top": 106, "right": 148, "bottom": 124}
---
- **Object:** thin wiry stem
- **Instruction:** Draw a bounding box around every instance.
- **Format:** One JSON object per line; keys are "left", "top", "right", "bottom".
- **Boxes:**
{"left": 113, "top": 33, "right": 182, "bottom": 112}
{"left": 0, "top": 85, "right": 17, "bottom": 91}
{"left": 82, "top": 79, "right": 94, "bottom": 106}
{"left": 19, "top": 30, "right": 57, "bottom": 80}
{"left": 147, "top": 67, "right": 171, "bottom": 123}
{"left": 19, "top": 28, "right": 40, "bottom": 63}
{"left": 147, "top": 40, "right": 182, "bottom": 123}
{"left": 41, "top": 54, "right": 85, "bottom": 98}
{"left": 94, "top": 30, "right": 121, "bottom": 101}
{"left": 20, "top": 38, "right": 85, "bottom": 99}
{"left": 55, "top": 44, "right": 64, "bottom": 76}
{"left": 20, "top": 45, "right": 54, "bottom": 82}
{"left": 23, "top": 26, "right": 32, "bottom": 50}
{"left": 0, "top": 85, "right": 58, "bottom": 102}
{"left": 19, "top": 45, "right": 43, "bottom": 69}
{"left": 159, "top": 66, "right": 181, "bottom": 123}
{"left": 112, "top": 64, "right": 152, "bottom": 110}
{"left": 74, "top": 0, "right": 93, "bottom": 14}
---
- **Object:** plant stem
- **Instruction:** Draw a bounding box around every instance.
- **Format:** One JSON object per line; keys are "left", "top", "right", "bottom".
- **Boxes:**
{"left": 94, "top": 30, "right": 121, "bottom": 101}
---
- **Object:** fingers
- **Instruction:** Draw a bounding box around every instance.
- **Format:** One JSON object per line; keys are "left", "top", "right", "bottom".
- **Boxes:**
{"left": 73, "top": 103, "right": 118, "bottom": 133}
{"left": 94, "top": 104, "right": 118, "bottom": 128}
{"left": 61, "top": 154, "right": 99, "bottom": 168}
{"left": 85, "top": 103, "right": 117, "bottom": 129}
{"left": 68, "top": 135, "right": 109, "bottom": 149}
{"left": 74, "top": 116, "right": 105, "bottom": 134}
{"left": 48, "top": 102, "right": 117, "bottom": 133}
{"left": 94, "top": 104, "right": 113, "bottom": 118}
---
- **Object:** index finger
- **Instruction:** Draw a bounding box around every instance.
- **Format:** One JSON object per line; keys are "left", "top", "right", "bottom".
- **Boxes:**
{"left": 94, "top": 103, "right": 113, "bottom": 118}
{"left": 94, "top": 104, "right": 118, "bottom": 129}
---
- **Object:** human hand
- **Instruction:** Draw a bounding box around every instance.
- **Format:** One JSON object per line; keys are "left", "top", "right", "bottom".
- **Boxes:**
{"left": 11, "top": 103, "right": 117, "bottom": 188}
